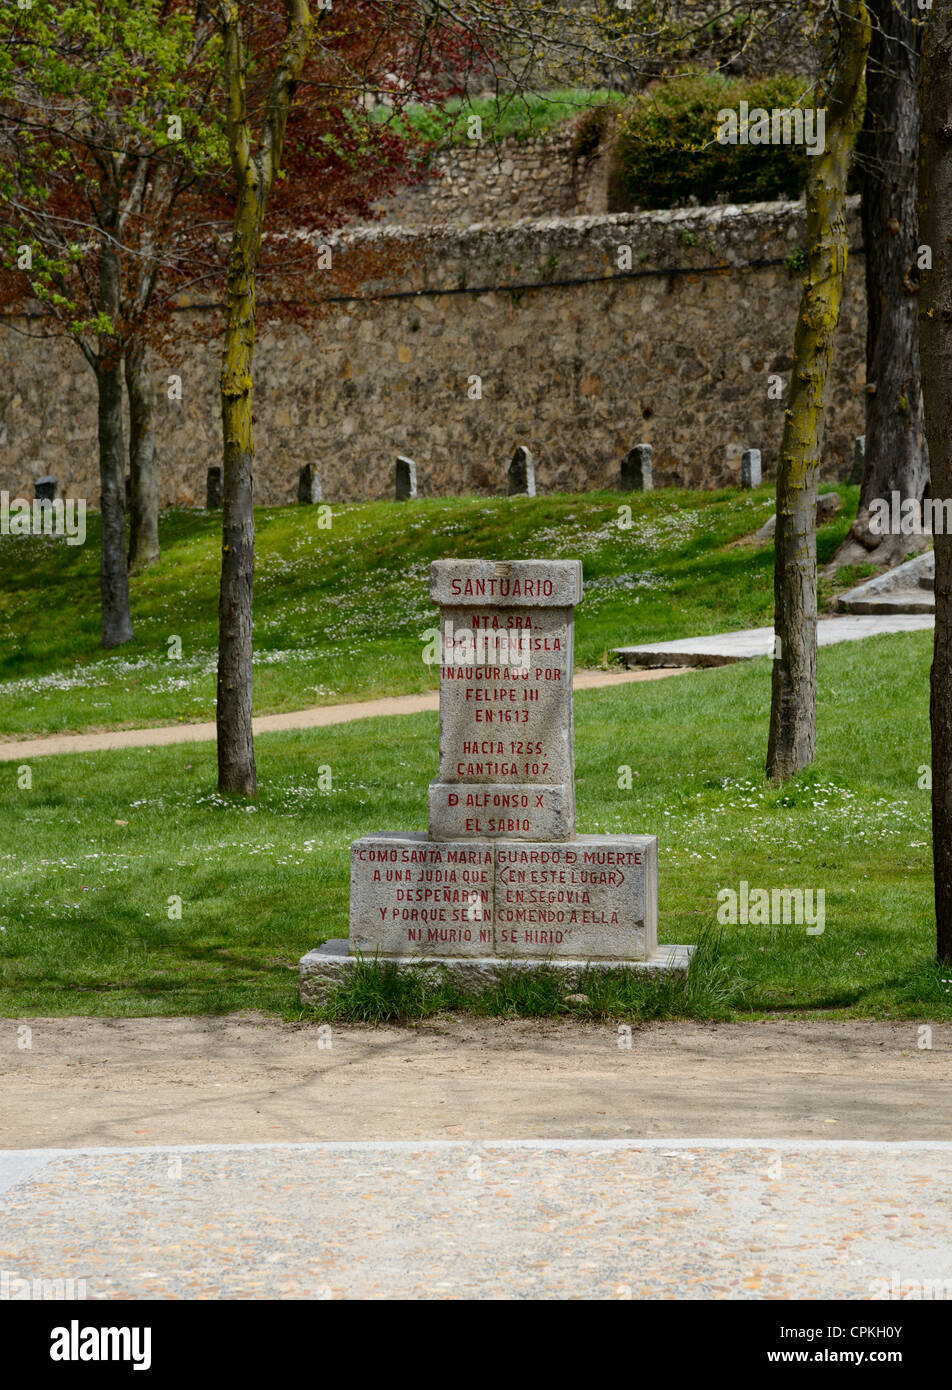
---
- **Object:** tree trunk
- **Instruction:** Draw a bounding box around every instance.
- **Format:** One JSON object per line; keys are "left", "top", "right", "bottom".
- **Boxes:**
{"left": 833, "top": 0, "right": 929, "bottom": 571}
{"left": 96, "top": 349, "right": 133, "bottom": 647}
{"left": 215, "top": 0, "right": 315, "bottom": 796}
{"left": 95, "top": 204, "right": 134, "bottom": 649}
{"left": 767, "top": 0, "right": 870, "bottom": 782}
{"left": 919, "top": 5, "right": 952, "bottom": 965}
{"left": 125, "top": 338, "right": 160, "bottom": 571}
{"left": 217, "top": 202, "right": 259, "bottom": 797}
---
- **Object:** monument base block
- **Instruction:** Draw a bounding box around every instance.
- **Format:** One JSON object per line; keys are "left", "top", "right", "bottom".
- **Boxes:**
{"left": 299, "top": 939, "right": 695, "bottom": 1005}
{"left": 348, "top": 831, "right": 659, "bottom": 960}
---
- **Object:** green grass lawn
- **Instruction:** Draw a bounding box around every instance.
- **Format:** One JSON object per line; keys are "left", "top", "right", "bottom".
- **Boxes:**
{"left": 371, "top": 88, "right": 624, "bottom": 146}
{"left": 0, "top": 485, "right": 858, "bottom": 738}
{"left": 1, "top": 628, "right": 944, "bottom": 1022}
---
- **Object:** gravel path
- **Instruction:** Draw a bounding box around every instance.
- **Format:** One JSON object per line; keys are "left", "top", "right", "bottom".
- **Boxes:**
{"left": 2, "top": 1138, "right": 950, "bottom": 1300}
{"left": 0, "top": 667, "right": 684, "bottom": 761}
{"left": 4, "top": 1017, "right": 951, "bottom": 1148}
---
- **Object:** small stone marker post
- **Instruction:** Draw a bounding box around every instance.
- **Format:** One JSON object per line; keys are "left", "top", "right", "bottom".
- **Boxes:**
{"left": 395, "top": 455, "right": 417, "bottom": 501}
{"left": 851, "top": 435, "right": 866, "bottom": 486}
{"left": 34, "top": 476, "right": 57, "bottom": 502}
{"left": 741, "top": 448, "right": 762, "bottom": 488}
{"left": 206, "top": 466, "right": 222, "bottom": 509}
{"left": 620, "top": 444, "right": 652, "bottom": 491}
{"left": 427, "top": 560, "right": 579, "bottom": 842}
{"left": 300, "top": 559, "right": 692, "bottom": 1000}
{"left": 508, "top": 446, "right": 536, "bottom": 497}
{"left": 298, "top": 464, "right": 322, "bottom": 504}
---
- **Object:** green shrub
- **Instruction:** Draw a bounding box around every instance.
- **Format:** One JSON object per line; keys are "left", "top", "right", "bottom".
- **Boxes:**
{"left": 609, "top": 72, "right": 861, "bottom": 211}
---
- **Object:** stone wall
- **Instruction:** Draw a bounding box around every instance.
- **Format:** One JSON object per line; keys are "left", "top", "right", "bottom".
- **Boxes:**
{"left": 370, "top": 128, "right": 611, "bottom": 227}
{"left": 0, "top": 199, "right": 866, "bottom": 508}
{"left": 365, "top": 1, "right": 818, "bottom": 227}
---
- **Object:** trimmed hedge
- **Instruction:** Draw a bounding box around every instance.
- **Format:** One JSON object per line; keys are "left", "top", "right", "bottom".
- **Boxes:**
{"left": 609, "top": 72, "right": 862, "bottom": 210}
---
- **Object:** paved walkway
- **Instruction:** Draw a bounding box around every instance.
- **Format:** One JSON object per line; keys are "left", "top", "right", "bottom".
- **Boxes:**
{"left": 2, "top": 1138, "right": 950, "bottom": 1299}
{"left": 0, "top": 667, "right": 685, "bottom": 762}
{"left": 615, "top": 614, "right": 935, "bottom": 668}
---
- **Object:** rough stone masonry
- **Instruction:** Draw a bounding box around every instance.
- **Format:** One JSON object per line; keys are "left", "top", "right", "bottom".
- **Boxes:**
{"left": 300, "top": 559, "right": 692, "bottom": 1000}
{"left": 1, "top": 202, "right": 866, "bottom": 509}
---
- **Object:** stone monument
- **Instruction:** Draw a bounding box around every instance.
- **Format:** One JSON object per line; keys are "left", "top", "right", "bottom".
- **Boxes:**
{"left": 508, "top": 446, "right": 536, "bottom": 497}
{"left": 206, "top": 466, "right": 222, "bottom": 509}
{"left": 395, "top": 456, "right": 418, "bottom": 501}
{"left": 298, "top": 464, "right": 322, "bottom": 504}
{"left": 620, "top": 444, "right": 653, "bottom": 491}
{"left": 740, "top": 448, "right": 762, "bottom": 489}
{"left": 300, "top": 559, "right": 692, "bottom": 1001}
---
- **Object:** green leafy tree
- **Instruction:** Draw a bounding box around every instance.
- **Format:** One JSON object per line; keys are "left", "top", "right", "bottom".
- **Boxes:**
{"left": 0, "top": 0, "right": 224, "bottom": 642}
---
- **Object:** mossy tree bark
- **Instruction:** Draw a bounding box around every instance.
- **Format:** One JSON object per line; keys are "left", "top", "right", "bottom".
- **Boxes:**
{"left": 919, "top": 3, "right": 952, "bottom": 965}
{"left": 216, "top": 0, "right": 316, "bottom": 796}
{"left": 96, "top": 349, "right": 133, "bottom": 649}
{"left": 767, "top": 0, "right": 870, "bottom": 783}
{"left": 96, "top": 222, "right": 133, "bottom": 650}
{"left": 125, "top": 339, "right": 160, "bottom": 572}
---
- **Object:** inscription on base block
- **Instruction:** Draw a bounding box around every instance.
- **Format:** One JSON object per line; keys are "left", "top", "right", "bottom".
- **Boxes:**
{"left": 350, "top": 833, "right": 493, "bottom": 958}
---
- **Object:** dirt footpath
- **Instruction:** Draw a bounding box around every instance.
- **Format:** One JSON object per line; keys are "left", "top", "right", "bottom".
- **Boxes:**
{"left": 0, "top": 668, "right": 684, "bottom": 760}
{"left": 2, "top": 1015, "right": 949, "bottom": 1148}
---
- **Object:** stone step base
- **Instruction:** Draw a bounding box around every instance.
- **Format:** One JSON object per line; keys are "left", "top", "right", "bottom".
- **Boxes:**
{"left": 349, "top": 831, "right": 658, "bottom": 961}
{"left": 837, "top": 590, "right": 934, "bottom": 615}
{"left": 299, "top": 939, "right": 694, "bottom": 1006}
{"left": 614, "top": 613, "right": 935, "bottom": 668}
{"left": 836, "top": 549, "right": 934, "bottom": 614}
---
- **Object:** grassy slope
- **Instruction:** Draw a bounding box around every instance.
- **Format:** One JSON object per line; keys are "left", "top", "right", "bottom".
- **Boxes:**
{"left": 0, "top": 485, "right": 856, "bottom": 737}
{"left": 0, "top": 628, "right": 942, "bottom": 1021}
{"left": 371, "top": 89, "right": 624, "bottom": 146}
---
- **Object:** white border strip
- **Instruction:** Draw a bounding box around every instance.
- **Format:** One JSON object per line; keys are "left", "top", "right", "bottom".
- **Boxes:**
{"left": 5, "top": 1137, "right": 952, "bottom": 1160}
{"left": 0, "top": 1152, "right": 52, "bottom": 1195}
